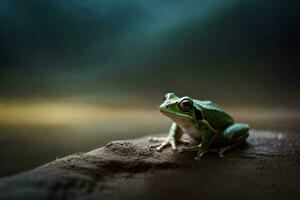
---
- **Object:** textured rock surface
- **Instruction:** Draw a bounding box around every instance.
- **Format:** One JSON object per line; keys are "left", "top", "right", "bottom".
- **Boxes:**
{"left": 0, "top": 130, "right": 300, "bottom": 200}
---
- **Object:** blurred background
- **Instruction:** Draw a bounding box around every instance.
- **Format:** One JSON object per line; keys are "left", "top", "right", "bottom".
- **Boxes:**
{"left": 0, "top": 0, "right": 299, "bottom": 177}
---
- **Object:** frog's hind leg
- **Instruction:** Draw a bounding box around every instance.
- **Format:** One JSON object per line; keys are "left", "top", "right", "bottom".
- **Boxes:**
{"left": 218, "top": 123, "right": 249, "bottom": 157}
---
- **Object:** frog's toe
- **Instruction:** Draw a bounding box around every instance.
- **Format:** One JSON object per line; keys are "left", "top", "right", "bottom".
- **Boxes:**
{"left": 178, "top": 146, "right": 199, "bottom": 153}
{"left": 177, "top": 138, "right": 190, "bottom": 145}
{"left": 218, "top": 149, "right": 225, "bottom": 158}
{"left": 149, "top": 143, "right": 161, "bottom": 148}
{"left": 196, "top": 150, "right": 206, "bottom": 158}
{"left": 218, "top": 146, "right": 230, "bottom": 157}
{"left": 149, "top": 136, "right": 167, "bottom": 142}
{"left": 194, "top": 156, "right": 201, "bottom": 161}
{"left": 177, "top": 148, "right": 185, "bottom": 153}
{"left": 155, "top": 139, "right": 173, "bottom": 151}
{"left": 169, "top": 139, "right": 176, "bottom": 150}
{"left": 155, "top": 146, "right": 163, "bottom": 152}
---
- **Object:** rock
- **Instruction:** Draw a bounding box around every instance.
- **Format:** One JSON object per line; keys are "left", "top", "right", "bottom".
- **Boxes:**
{"left": 0, "top": 130, "right": 300, "bottom": 200}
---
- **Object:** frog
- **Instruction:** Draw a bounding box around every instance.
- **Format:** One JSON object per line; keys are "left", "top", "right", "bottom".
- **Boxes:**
{"left": 150, "top": 92, "right": 249, "bottom": 160}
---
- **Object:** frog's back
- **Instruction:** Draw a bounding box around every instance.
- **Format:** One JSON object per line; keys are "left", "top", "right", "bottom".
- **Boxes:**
{"left": 194, "top": 100, "right": 234, "bottom": 130}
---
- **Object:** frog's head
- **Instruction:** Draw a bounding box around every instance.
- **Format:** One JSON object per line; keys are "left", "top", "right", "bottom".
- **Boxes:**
{"left": 159, "top": 92, "right": 203, "bottom": 122}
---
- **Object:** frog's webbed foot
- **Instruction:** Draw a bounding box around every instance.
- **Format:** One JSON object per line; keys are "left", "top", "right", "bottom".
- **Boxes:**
{"left": 179, "top": 142, "right": 243, "bottom": 160}
{"left": 178, "top": 145, "right": 199, "bottom": 152}
{"left": 178, "top": 145, "right": 207, "bottom": 161}
{"left": 201, "top": 148, "right": 225, "bottom": 158}
{"left": 149, "top": 137, "right": 176, "bottom": 151}
{"left": 149, "top": 137, "right": 189, "bottom": 151}
{"left": 217, "top": 141, "right": 244, "bottom": 158}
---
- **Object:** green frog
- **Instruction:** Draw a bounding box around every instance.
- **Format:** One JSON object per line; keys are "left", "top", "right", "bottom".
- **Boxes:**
{"left": 150, "top": 92, "right": 249, "bottom": 160}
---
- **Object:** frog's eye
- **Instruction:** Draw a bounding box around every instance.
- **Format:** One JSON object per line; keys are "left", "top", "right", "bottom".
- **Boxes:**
{"left": 179, "top": 99, "right": 193, "bottom": 112}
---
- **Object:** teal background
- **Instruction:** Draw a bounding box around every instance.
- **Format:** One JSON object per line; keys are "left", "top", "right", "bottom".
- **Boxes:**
{"left": 0, "top": 0, "right": 299, "bottom": 177}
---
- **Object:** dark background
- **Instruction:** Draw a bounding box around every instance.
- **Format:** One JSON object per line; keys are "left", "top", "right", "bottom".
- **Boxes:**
{"left": 0, "top": 0, "right": 299, "bottom": 177}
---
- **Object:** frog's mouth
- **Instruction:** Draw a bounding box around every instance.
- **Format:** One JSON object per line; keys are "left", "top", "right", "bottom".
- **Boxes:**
{"left": 160, "top": 109, "right": 193, "bottom": 121}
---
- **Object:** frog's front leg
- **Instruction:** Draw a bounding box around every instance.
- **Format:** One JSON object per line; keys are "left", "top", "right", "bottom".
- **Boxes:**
{"left": 149, "top": 122, "right": 188, "bottom": 151}
{"left": 179, "top": 120, "right": 217, "bottom": 160}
